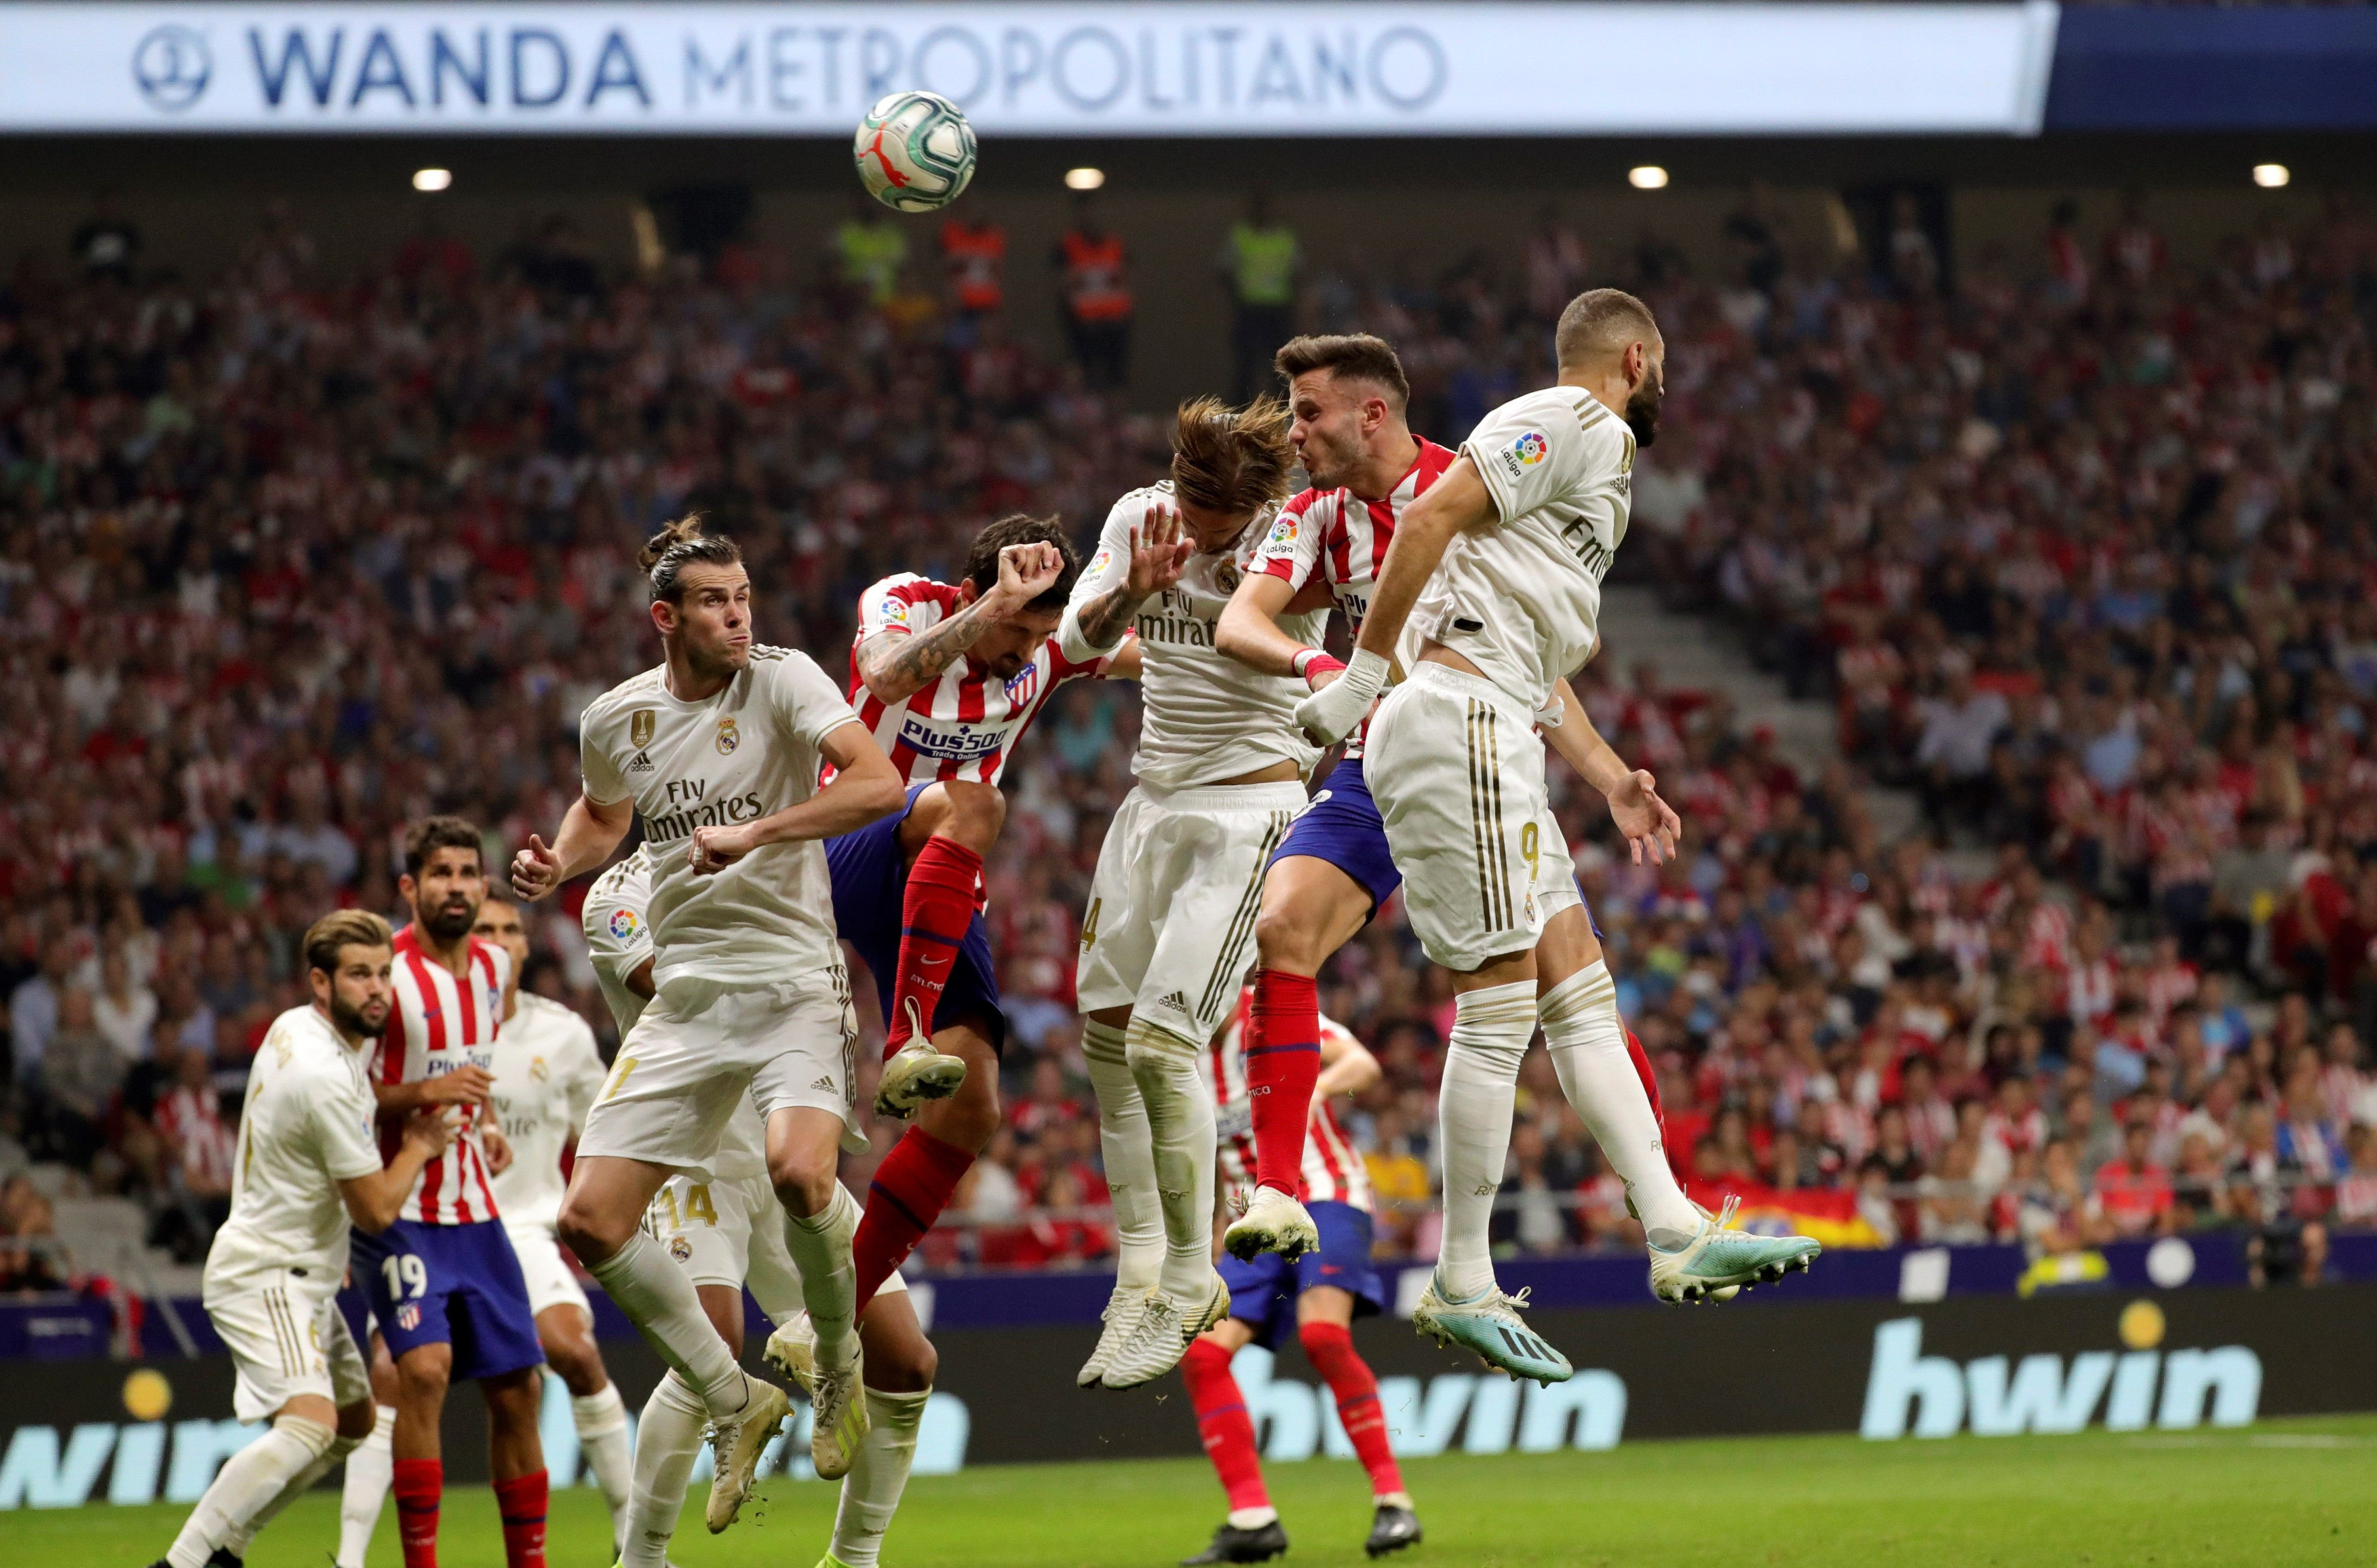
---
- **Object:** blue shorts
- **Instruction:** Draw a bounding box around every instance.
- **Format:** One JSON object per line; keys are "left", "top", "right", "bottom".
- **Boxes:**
{"left": 1273, "top": 757, "right": 1600, "bottom": 936}
{"left": 827, "top": 783, "right": 1007, "bottom": 1055}
{"left": 335, "top": 1281, "right": 374, "bottom": 1358}
{"left": 349, "top": 1217, "right": 544, "bottom": 1382}
{"left": 1219, "top": 1200, "right": 1385, "bottom": 1351}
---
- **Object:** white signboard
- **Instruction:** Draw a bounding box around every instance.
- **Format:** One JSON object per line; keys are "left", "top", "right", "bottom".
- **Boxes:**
{"left": 0, "top": 3, "right": 2061, "bottom": 136}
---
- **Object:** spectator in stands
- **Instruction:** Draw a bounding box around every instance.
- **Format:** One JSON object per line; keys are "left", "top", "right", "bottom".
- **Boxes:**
{"left": 0, "top": 1176, "right": 67, "bottom": 1295}
{"left": 1217, "top": 191, "right": 1299, "bottom": 399}
{"left": 941, "top": 194, "right": 1007, "bottom": 323}
{"left": 1054, "top": 191, "right": 1132, "bottom": 392}
{"left": 35, "top": 991, "right": 125, "bottom": 1176}
{"left": 91, "top": 948, "right": 157, "bottom": 1064}
{"left": 2093, "top": 1119, "right": 2177, "bottom": 1238}
{"left": 8, "top": 939, "right": 72, "bottom": 1084}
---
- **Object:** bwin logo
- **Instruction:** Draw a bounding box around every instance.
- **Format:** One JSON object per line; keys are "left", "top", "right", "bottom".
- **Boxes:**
{"left": 1860, "top": 1304, "right": 2262, "bottom": 1441}
{"left": 1227, "top": 1345, "right": 1625, "bottom": 1463}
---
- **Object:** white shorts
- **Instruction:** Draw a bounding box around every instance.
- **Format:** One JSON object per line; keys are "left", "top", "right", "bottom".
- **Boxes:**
{"left": 503, "top": 1220, "right": 591, "bottom": 1321}
{"left": 1076, "top": 780, "right": 1307, "bottom": 1047}
{"left": 204, "top": 1269, "right": 371, "bottom": 1423}
{"left": 647, "top": 1170, "right": 903, "bottom": 1326}
{"left": 1367, "top": 662, "right": 1561, "bottom": 971}
{"left": 578, "top": 969, "right": 862, "bottom": 1182}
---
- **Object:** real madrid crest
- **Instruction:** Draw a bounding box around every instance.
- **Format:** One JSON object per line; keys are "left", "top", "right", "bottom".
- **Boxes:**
{"left": 716, "top": 718, "right": 739, "bottom": 755}
{"left": 630, "top": 709, "right": 656, "bottom": 748}
{"left": 1217, "top": 562, "right": 1240, "bottom": 592}
{"left": 529, "top": 1056, "right": 550, "bottom": 1084}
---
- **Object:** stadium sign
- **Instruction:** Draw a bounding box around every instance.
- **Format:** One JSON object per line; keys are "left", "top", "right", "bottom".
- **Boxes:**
{"left": 0, "top": 3, "right": 2062, "bottom": 136}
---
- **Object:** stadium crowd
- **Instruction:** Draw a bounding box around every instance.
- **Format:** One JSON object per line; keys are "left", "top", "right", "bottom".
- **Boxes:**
{"left": 2, "top": 185, "right": 2375, "bottom": 1298}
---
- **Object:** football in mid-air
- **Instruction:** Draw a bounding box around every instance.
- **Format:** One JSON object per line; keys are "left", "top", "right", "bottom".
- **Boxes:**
{"left": 853, "top": 91, "right": 978, "bottom": 214}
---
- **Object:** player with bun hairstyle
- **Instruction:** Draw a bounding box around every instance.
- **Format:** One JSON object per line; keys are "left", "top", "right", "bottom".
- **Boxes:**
{"left": 512, "top": 515, "right": 907, "bottom": 1510}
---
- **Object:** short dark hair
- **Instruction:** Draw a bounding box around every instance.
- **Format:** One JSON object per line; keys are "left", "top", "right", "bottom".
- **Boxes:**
{"left": 404, "top": 815, "right": 484, "bottom": 878}
{"left": 1171, "top": 396, "right": 1295, "bottom": 519}
{"left": 304, "top": 909, "right": 392, "bottom": 979}
{"left": 963, "top": 514, "right": 1082, "bottom": 613}
{"left": 1273, "top": 333, "right": 1410, "bottom": 409}
{"left": 639, "top": 515, "right": 742, "bottom": 605}
{"left": 1553, "top": 288, "right": 1661, "bottom": 370}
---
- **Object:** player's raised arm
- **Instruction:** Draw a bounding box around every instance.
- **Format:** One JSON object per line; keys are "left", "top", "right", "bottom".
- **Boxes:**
{"left": 858, "top": 541, "right": 1066, "bottom": 704}
{"left": 1292, "top": 458, "right": 1496, "bottom": 744}
{"left": 1060, "top": 503, "right": 1192, "bottom": 657}
{"left": 1313, "top": 1021, "right": 1382, "bottom": 1100}
{"left": 689, "top": 718, "right": 904, "bottom": 874}
{"left": 512, "top": 790, "right": 636, "bottom": 902}
{"left": 1216, "top": 565, "right": 1345, "bottom": 689}
{"left": 1543, "top": 676, "right": 1681, "bottom": 866}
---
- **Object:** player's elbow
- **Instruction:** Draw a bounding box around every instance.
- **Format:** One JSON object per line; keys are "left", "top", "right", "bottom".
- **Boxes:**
{"left": 1213, "top": 602, "right": 1262, "bottom": 664}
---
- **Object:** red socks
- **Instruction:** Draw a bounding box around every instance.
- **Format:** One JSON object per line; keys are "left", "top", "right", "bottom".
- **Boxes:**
{"left": 855, "top": 1127, "right": 976, "bottom": 1309}
{"left": 1247, "top": 970, "right": 1322, "bottom": 1197}
{"left": 884, "top": 836, "right": 983, "bottom": 1055}
{"left": 1626, "top": 1027, "right": 1663, "bottom": 1125}
{"left": 393, "top": 1457, "right": 442, "bottom": 1568}
{"left": 1181, "top": 1336, "right": 1271, "bottom": 1513}
{"left": 1299, "top": 1320, "right": 1405, "bottom": 1498}
{"left": 493, "top": 1470, "right": 548, "bottom": 1568}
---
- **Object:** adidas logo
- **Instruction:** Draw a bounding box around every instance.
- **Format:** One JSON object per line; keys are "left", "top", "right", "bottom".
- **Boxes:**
{"left": 628, "top": 750, "right": 655, "bottom": 773}
{"left": 812, "top": 1075, "right": 837, "bottom": 1091}
{"left": 1153, "top": 991, "right": 1191, "bottom": 1014}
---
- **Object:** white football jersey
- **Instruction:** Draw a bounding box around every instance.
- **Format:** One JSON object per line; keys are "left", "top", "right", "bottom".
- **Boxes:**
{"left": 579, "top": 647, "right": 860, "bottom": 990}
{"left": 1417, "top": 386, "right": 1635, "bottom": 714}
{"left": 581, "top": 847, "right": 767, "bottom": 1182}
{"left": 204, "top": 1005, "right": 386, "bottom": 1291}
{"left": 487, "top": 993, "right": 606, "bottom": 1232}
{"left": 1062, "top": 483, "right": 1323, "bottom": 790}
{"left": 581, "top": 848, "right": 655, "bottom": 1039}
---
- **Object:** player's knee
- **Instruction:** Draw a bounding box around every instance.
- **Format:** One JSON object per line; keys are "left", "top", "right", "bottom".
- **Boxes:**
{"left": 869, "top": 1334, "right": 937, "bottom": 1393}
{"left": 556, "top": 1195, "right": 632, "bottom": 1263}
{"left": 769, "top": 1150, "right": 838, "bottom": 1215}
{"left": 1253, "top": 904, "right": 1320, "bottom": 971}
{"left": 939, "top": 781, "right": 1005, "bottom": 848}
{"left": 484, "top": 1367, "right": 544, "bottom": 1427}
{"left": 545, "top": 1334, "right": 603, "bottom": 1395}
{"left": 336, "top": 1399, "right": 377, "bottom": 1442}
{"left": 396, "top": 1352, "right": 451, "bottom": 1403}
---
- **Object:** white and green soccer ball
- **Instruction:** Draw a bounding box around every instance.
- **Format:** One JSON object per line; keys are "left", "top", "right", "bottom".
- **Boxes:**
{"left": 853, "top": 91, "right": 978, "bottom": 214}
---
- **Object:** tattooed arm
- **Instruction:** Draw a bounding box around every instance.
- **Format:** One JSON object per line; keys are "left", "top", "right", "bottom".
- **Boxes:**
{"left": 856, "top": 542, "right": 1065, "bottom": 705}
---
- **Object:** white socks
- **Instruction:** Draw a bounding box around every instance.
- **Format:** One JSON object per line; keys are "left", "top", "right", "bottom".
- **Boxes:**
{"left": 224, "top": 1429, "right": 361, "bottom": 1555}
{"left": 828, "top": 1386, "right": 931, "bottom": 1568}
{"left": 1436, "top": 981, "right": 1536, "bottom": 1301}
{"left": 1540, "top": 961, "right": 1698, "bottom": 1240}
{"left": 168, "top": 1413, "right": 335, "bottom": 1568}
{"left": 573, "top": 1381, "right": 635, "bottom": 1537}
{"left": 784, "top": 1181, "right": 862, "bottom": 1370}
{"left": 1126, "top": 1016, "right": 1218, "bottom": 1303}
{"left": 585, "top": 1228, "right": 749, "bottom": 1417}
{"left": 620, "top": 1369, "right": 708, "bottom": 1568}
{"left": 1083, "top": 1018, "right": 1164, "bottom": 1292}
{"left": 335, "top": 1403, "right": 394, "bottom": 1568}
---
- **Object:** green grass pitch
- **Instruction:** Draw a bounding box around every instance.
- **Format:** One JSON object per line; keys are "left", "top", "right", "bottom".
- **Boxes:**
{"left": 17, "top": 1415, "right": 2372, "bottom": 1567}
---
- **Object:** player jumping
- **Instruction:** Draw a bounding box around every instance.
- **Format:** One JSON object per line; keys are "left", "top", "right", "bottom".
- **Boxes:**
{"left": 834, "top": 513, "right": 1171, "bottom": 1316}
{"left": 351, "top": 817, "right": 549, "bottom": 1568}
{"left": 510, "top": 518, "right": 908, "bottom": 1509}
{"left": 147, "top": 913, "right": 455, "bottom": 1568}
{"left": 583, "top": 848, "right": 944, "bottom": 1568}
{"left": 1062, "top": 397, "right": 1316, "bottom": 1390}
{"left": 1212, "top": 334, "right": 1673, "bottom": 1288}
{"left": 1291, "top": 293, "right": 1820, "bottom": 1383}
{"left": 1180, "top": 989, "right": 1420, "bottom": 1565}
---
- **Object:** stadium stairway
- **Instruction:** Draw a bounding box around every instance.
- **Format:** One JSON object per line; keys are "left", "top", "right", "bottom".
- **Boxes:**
{"left": 1596, "top": 585, "right": 1921, "bottom": 844}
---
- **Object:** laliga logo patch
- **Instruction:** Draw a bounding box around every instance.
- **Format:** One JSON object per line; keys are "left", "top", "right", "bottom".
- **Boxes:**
{"left": 1512, "top": 431, "right": 1549, "bottom": 466}
{"left": 1089, "top": 547, "right": 1114, "bottom": 576}
{"left": 1268, "top": 515, "right": 1299, "bottom": 547}
{"left": 1004, "top": 663, "right": 1042, "bottom": 708}
{"left": 608, "top": 908, "right": 640, "bottom": 942}
{"left": 716, "top": 717, "right": 740, "bottom": 755}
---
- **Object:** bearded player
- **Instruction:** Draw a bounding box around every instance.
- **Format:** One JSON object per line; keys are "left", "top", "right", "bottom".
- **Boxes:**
{"left": 1062, "top": 397, "right": 1319, "bottom": 1390}
{"left": 512, "top": 517, "right": 907, "bottom": 1508}
{"left": 1292, "top": 291, "right": 1820, "bottom": 1384}
{"left": 351, "top": 817, "right": 548, "bottom": 1568}
{"left": 834, "top": 512, "right": 1180, "bottom": 1317}
{"left": 581, "top": 850, "right": 942, "bottom": 1568}
{"left": 1213, "top": 335, "right": 1677, "bottom": 1279}
{"left": 1180, "top": 988, "right": 1418, "bottom": 1566}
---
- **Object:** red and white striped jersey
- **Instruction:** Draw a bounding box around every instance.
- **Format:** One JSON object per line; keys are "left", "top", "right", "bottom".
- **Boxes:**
{"left": 380, "top": 925, "right": 510, "bottom": 1226}
{"left": 1251, "top": 437, "right": 1457, "bottom": 759}
{"left": 849, "top": 573, "right": 1121, "bottom": 784}
{"left": 1207, "top": 990, "right": 1372, "bottom": 1213}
